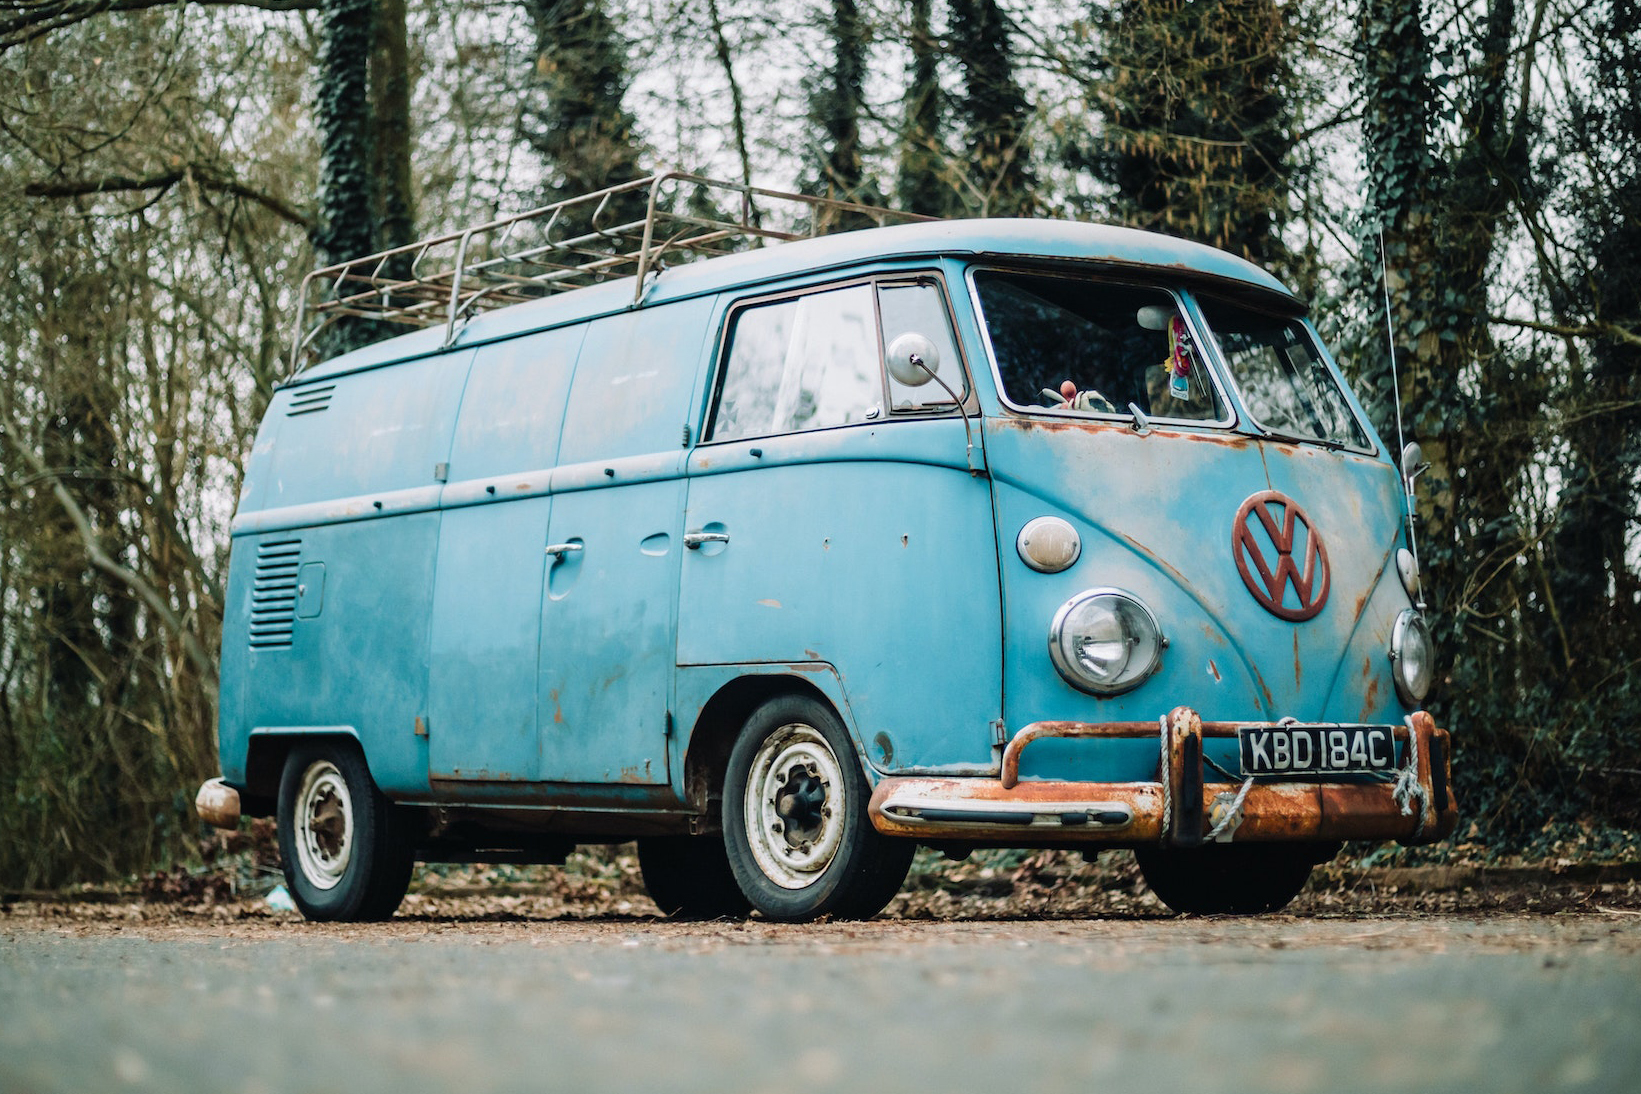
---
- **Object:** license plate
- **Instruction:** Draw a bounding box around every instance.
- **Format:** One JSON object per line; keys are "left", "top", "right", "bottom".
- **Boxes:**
{"left": 1237, "top": 724, "right": 1397, "bottom": 777}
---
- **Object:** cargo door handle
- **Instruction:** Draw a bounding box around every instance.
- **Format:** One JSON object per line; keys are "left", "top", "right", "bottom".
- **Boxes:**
{"left": 545, "top": 542, "right": 583, "bottom": 559}
{"left": 683, "top": 531, "right": 729, "bottom": 550}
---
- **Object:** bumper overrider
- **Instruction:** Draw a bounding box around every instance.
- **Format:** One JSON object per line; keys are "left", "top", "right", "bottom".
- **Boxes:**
{"left": 870, "top": 707, "right": 1457, "bottom": 847}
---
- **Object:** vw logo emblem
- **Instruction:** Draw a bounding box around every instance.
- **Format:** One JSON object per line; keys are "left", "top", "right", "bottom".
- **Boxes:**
{"left": 1232, "top": 491, "right": 1331, "bottom": 621}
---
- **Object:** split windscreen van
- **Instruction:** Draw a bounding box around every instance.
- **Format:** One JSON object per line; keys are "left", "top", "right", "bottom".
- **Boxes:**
{"left": 196, "top": 173, "right": 1457, "bottom": 921}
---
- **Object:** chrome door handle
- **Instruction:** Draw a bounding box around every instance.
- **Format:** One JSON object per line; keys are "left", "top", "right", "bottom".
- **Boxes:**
{"left": 544, "top": 542, "right": 584, "bottom": 558}
{"left": 683, "top": 531, "right": 730, "bottom": 550}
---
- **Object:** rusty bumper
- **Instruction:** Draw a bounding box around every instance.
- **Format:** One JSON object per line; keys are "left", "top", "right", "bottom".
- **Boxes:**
{"left": 869, "top": 708, "right": 1457, "bottom": 847}
{"left": 195, "top": 778, "right": 242, "bottom": 830}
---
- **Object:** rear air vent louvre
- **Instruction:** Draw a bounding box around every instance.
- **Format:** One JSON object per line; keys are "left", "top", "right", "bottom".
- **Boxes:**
{"left": 249, "top": 538, "right": 302, "bottom": 650}
{"left": 286, "top": 385, "right": 336, "bottom": 416}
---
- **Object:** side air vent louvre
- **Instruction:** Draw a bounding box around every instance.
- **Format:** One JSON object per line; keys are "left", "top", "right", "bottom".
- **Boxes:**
{"left": 287, "top": 385, "right": 336, "bottom": 416}
{"left": 249, "top": 538, "right": 302, "bottom": 650}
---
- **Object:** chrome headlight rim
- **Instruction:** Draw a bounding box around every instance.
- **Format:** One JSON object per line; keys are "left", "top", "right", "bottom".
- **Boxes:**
{"left": 1048, "top": 588, "right": 1165, "bottom": 696}
{"left": 1389, "top": 608, "right": 1434, "bottom": 706}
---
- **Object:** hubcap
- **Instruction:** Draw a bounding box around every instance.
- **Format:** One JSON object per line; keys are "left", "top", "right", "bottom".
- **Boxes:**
{"left": 744, "top": 723, "right": 846, "bottom": 890}
{"left": 294, "top": 760, "right": 353, "bottom": 890}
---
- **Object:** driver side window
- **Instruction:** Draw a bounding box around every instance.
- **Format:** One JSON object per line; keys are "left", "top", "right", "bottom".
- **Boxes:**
{"left": 707, "top": 278, "right": 964, "bottom": 443}
{"left": 708, "top": 284, "right": 879, "bottom": 443}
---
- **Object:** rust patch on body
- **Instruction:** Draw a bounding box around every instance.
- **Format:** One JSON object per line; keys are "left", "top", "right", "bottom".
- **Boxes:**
{"left": 618, "top": 761, "right": 654, "bottom": 784}
{"left": 1207, "top": 659, "right": 1221, "bottom": 682}
{"left": 549, "top": 689, "right": 564, "bottom": 725}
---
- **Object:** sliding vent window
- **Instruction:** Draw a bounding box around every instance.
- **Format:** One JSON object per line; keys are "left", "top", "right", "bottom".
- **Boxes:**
{"left": 709, "top": 285, "right": 880, "bottom": 442}
{"left": 879, "top": 281, "right": 965, "bottom": 411}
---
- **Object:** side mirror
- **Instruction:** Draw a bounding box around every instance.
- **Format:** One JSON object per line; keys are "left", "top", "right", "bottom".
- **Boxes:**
{"left": 886, "top": 332, "right": 940, "bottom": 388}
{"left": 1400, "top": 441, "right": 1425, "bottom": 488}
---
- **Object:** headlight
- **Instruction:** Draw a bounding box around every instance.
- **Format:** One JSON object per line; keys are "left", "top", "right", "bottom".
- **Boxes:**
{"left": 1390, "top": 609, "right": 1434, "bottom": 705}
{"left": 1049, "top": 589, "right": 1163, "bottom": 695}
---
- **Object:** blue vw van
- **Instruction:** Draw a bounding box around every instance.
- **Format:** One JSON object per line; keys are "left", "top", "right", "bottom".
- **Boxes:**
{"left": 196, "top": 174, "right": 1456, "bottom": 921}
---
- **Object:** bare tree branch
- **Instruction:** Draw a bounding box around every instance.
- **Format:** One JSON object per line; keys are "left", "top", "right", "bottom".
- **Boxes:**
{"left": 24, "top": 166, "right": 311, "bottom": 228}
{"left": 1488, "top": 313, "right": 1641, "bottom": 350}
{"left": 1, "top": 0, "right": 319, "bottom": 52}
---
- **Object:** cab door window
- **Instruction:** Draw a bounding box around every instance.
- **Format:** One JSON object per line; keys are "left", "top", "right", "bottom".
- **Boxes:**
{"left": 708, "top": 284, "right": 880, "bottom": 442}
{"left": 707, "top": 278, "right": 965, "bottom": 443}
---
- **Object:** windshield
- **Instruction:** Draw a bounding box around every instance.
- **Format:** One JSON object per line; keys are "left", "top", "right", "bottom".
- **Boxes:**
{"left": 973, "top": 270, "right": 1226, "bottom": 423}
{"left": 1197, "top": 297, "right": 1370, "bottom": 449}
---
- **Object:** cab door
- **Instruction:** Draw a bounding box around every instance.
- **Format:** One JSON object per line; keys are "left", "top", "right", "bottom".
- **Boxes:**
{"left": 677, "top": 276, "right": 1003, "bottom": 772}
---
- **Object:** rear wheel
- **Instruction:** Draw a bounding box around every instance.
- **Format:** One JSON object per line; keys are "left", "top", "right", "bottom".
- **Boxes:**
{"left": 277, "top": 741, "right": 415, "bottom": 921}
{"left": 722, "top": 695, "right": 913, "bottom": 921}
{"left": 637, "top": 836, "right": 750, "bottom": 919}
{"left": 1135, "top": 842, "right": 1329, "bottom": 915}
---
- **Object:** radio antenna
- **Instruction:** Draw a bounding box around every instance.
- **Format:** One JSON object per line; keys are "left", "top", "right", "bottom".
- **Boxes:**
{"left": 1379, "top": 227, "right": 1425, "bottom": 606}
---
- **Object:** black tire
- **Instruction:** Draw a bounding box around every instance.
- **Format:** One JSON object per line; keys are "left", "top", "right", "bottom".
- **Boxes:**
{"left": 637, "top": 836, "right": 752, "bottom": 920}
{"left": 1135, "top": 842, "right": 1327, "bottom": 915}
{"left": 721, "top": 695, "right": 914, "bottom": 922}
{"left": 277, "top": 741, "right": 415, "bottom": 922}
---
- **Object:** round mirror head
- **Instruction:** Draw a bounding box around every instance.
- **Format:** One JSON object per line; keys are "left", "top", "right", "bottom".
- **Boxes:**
{"left": 886, "top": 332, "right": 940, "bottom": 387}
{"left": 1401, "top": 441, "right": 1424, "bottom": 483}
{"left": 1136, "top": 305, "right": 1173, "bottom": 331}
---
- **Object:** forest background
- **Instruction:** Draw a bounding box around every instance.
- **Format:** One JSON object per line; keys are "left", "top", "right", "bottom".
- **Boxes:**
{"left": 0, "top": 0, "right": 1637, "bottom": 887}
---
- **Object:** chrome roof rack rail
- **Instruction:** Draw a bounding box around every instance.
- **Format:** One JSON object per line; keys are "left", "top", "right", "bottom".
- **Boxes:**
{"left": 287, "top": 171, "right": 936, "bottom": 378}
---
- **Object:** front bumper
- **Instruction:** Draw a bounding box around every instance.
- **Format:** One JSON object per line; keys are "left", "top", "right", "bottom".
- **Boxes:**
{"left": 870, "top": 708, "right": 1457, "bottom": 847}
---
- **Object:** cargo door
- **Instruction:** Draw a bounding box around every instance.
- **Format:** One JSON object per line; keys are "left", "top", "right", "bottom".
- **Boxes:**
{"left": 534, "top": 299, "right": 711, "bottom": 786}
{"left": 678, "top": 277, "right": 1003, "bottom": 772}
{"left": 428, "top": 327, "right": 582, "bottom": 782}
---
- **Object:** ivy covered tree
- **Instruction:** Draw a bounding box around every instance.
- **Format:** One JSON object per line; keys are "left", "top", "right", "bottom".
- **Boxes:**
{"left": 801, "top": 0, "right": 883, "bottom": 230}
{"left": 520, "top": 0, "right": 648, "bottom": 227}
{"left": 948, "top": 0, "right": 1036, "bottom": 215}
{"left": 1078, "top": 0, "right": 1300, "bottom": 271}
{"left": 313, "top": 0, "right": 417, "bottom": 356}
{"left": 1539, "top": 0, "right": 1641, "bottom": 825}
{"left": 895, "top": 0, "right": 950, "bottom": 215}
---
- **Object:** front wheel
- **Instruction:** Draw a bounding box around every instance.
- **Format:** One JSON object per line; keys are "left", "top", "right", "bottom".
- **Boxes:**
{"left": 276, "top": 741, "right": 415, "bottom": 921}
{"left": 1135, "top": 842, "right": 1330, "bottom": 915}
{"left": 722, "top": 696, "right": 913, "bottom": 921}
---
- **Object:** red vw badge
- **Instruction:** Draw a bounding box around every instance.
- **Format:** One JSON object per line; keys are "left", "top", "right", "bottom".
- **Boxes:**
{"left": 1232, "top": 491, "right": 1331, "bottom": 621}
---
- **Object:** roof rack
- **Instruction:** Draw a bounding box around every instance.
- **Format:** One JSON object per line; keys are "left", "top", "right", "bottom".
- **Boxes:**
{"left": 288, "top": 171, "right": 936, "bottom": 376}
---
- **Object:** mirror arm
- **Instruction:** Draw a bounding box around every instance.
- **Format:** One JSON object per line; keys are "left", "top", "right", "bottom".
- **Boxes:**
{"left": 911, "top": 353, "right": 982, "bottom": 476}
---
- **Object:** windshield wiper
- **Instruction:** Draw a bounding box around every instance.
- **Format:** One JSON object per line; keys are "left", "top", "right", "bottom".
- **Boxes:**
{"left": 1260, "top": 427, "right": 1345, "bottom": 450}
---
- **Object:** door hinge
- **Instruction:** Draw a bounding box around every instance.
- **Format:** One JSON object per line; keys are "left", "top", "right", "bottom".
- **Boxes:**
{"left": 991, "top": 719, "right": 1008, "bottom": 748}
{"left": 415, "top": 716, "right": 429, "bottom": 738}
{"left": 664, "top": 710, "right": 675, "bottom": 739}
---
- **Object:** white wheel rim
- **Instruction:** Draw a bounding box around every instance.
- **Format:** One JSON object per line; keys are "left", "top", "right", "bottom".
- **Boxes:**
{"left": 744, "top": 723, "right": 847, "bottom": 890}
{"left": 294, "top": 760, "right": 353, "bottom": 890}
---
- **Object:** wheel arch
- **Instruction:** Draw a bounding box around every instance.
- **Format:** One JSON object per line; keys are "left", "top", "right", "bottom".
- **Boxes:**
{"left": 244, "top": 728, "right": 366, "bottom": 816}
{"left": 681, "top": 669, "right": 864, "bottom": 824}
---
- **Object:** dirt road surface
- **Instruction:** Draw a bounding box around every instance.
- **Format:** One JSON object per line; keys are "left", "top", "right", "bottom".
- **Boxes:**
{"left": 4, "top": 859, "right": 1640, "bottom": 1094}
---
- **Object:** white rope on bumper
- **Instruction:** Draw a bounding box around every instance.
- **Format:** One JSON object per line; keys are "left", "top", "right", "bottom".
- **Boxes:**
{"left": 1158, "top": 713, "right": 1172, "bottom": 841}
{"left": 1392, "top": 714, "right": 1430, "bottom": 841}
{"left": 1207, "top": 776, "right": 1255, "bottom": 842}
